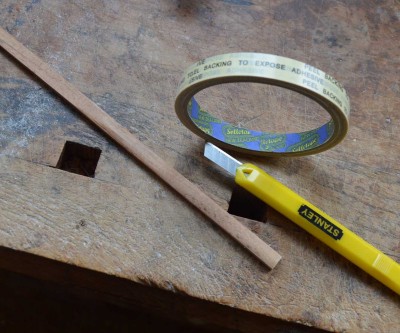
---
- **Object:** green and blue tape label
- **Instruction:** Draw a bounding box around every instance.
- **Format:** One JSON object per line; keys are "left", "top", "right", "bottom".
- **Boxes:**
{"left": 188, "top": 97, "right": 334, "bottom": 153}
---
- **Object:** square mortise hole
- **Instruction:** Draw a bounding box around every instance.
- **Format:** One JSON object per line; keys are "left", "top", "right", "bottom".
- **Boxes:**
{"left": 56, "top": 141, "right": 102, "bottom": 178}
{"left": 228, "top": 185, "right": 268, "bottom": 222}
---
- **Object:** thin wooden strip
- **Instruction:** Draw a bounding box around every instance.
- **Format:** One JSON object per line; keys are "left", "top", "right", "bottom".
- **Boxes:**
{"left": 0, "top": 27, "right": 281, "bottom": 269}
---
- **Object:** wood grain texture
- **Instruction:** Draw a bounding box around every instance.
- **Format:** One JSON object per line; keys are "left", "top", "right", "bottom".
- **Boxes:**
{"left": 0, "top": 26, "right": 281, "bottom": 269}
{"left": 1, "top": 0, "right": 400, "bottom": 332}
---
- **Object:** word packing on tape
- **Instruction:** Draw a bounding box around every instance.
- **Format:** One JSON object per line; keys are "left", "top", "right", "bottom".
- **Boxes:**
{"left": 175, "top": 53, "right": 350, "bottom": 157}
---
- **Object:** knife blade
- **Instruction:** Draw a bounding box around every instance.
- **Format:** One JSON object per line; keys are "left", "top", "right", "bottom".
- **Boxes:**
{"left": 204, "top": 142, "right": 400, "bottom": 295}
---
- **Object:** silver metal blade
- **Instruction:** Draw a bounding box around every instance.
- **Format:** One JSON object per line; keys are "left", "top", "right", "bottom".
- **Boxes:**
{"left": 204, "top": 142, "right": 242, "bottom": 176}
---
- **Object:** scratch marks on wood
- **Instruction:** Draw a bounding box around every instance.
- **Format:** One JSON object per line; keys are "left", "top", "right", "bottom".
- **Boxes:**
{"left": 22, "top": 231, "right": 45, "bottom": 250}
{"left": 218, "top": 0, "right": 253, "bottom": 6}
{"left": 0, "top": 78, "right": 75, "bottom": 155}
{"left": 26, "top": 0, "right": 41, "bottom": 12}
{"left": 312, "top": 28, "right": 352, "bottom": 49}
{"left": 3, "top": 0, "right": 41, "bottom": 32}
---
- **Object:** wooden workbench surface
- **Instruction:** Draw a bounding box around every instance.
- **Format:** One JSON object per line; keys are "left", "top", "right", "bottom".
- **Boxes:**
{"left": 1, "top": 1, "right": 399, "bottom": 332}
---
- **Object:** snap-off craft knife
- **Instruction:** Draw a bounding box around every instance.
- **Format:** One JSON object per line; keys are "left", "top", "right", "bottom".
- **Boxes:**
{"left": 204, "top": 142, "right": 400, "bottom": 295}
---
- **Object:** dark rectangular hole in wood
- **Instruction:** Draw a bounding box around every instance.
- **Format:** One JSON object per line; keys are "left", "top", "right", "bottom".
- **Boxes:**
{"left": 56, "top": 141, "right": 102, "bottom": 178}
{"left": 228, "top": 185, "right": 268, "bottom": 223}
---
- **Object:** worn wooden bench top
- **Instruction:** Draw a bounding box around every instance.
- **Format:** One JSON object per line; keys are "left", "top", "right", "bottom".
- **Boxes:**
{"left": 1, "top": 1, "right": 399, "bottom": 332}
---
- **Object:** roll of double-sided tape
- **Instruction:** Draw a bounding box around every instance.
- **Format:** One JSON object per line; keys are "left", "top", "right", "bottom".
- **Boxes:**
{"left": 175, "top": 53, "right": 350, "bottom": 156}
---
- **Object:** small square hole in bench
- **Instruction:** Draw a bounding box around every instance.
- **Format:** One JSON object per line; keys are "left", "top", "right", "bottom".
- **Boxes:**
{"left": 228, "top": 185, "right": 268, "bottom": 222}
{"left": 56, "top": 141, "right": 102, "bottom": 178}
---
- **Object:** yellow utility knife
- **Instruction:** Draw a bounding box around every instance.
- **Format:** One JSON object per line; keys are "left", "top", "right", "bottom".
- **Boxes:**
{"left": 204, "top": 142, "right": 400, "bottom": 295}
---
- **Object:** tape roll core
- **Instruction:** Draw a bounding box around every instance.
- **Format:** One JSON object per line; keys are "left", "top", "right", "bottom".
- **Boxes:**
{"left": 175, "top": 53, "right": 350, "bottom": 156}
